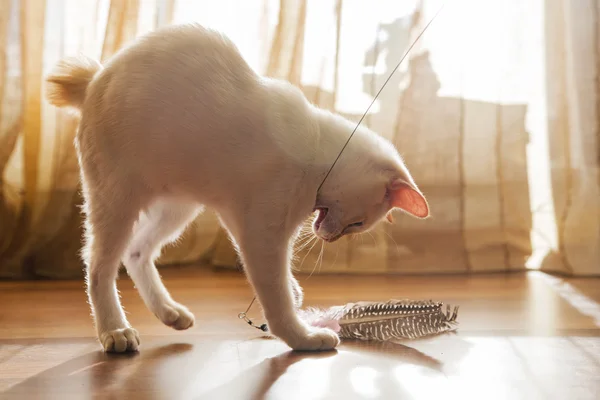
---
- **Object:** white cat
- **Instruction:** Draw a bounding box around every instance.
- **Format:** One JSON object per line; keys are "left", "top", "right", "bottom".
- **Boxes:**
{"left": 45, "top": 24, "right": 429, "bottom": 353}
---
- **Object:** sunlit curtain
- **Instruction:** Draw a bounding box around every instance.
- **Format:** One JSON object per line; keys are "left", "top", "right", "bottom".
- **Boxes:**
{"left": 0, "top": 0, "right": 598, "bottom": 278}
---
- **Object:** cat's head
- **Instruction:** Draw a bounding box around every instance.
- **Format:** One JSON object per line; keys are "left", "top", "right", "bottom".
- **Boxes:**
{"left": 312, "top": 118, "right": 429, "bottom": 242}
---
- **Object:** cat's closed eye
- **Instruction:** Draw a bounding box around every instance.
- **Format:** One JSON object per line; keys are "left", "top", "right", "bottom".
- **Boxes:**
{"left": 342, "top": 221, "right": 364, "bottom": 234}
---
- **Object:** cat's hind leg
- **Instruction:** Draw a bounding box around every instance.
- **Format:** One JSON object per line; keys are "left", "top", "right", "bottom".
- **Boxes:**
{"left": 81, "top": 175, "right": 143, "bottom": 353}
{"left": 123, "top": 198, "right": 201, "bottom": 330}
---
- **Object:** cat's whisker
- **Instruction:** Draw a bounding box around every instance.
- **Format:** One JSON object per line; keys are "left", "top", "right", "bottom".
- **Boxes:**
{"left": 296, "top": 227, "right": 315, "bottom": 240}
{"left": 382, "top": 229, "right": 400, "bottom": 253}
{"left": 367, "top": 230, "right": 377, "bottom": 246}
{"left": 297, "top": 237, "right": 314, "bottom": 248}
{"left": 300, "top": 219, "right": 314, "bottom": 231}
{"left": 298, "top": 227, "right": 312, "bottom": 236}
{"left": 331, "top": 243, "right": 340, "bottom": 269}
{"left": 298, "top": 236, "right": 319, "bottom": 272}
{"left": 295, "top": 232, "right": 314, "bottom": 246}
{"left": 298, "top": 235, "right": 317, "bottom": 248}
{"left": 296, "top": 232, "right": 315, "bottom": 245}
{"left": 296, "top": 231, "right": 317, "bottom": 248}
{"left": 307, "top": 242, "right": 325, "bottom": 279}
{"left": 308, "top": 240, "right": 325, "bottom": 279}
{"left": 299, "top": 223, "right": 314, "bottom": 234}
{"left": 294, "top": 235, "right": 317, "bottom": 256}
{"left": 317, "top": 241, "right": 325, "bottom": 274}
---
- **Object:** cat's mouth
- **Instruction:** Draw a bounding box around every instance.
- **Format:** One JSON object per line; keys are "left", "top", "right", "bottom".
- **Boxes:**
{"left": 313, "top": 208, "right": 342, "bottom": 242}
{"left": 313, "top": 207, "right": 328, "bottom": 233}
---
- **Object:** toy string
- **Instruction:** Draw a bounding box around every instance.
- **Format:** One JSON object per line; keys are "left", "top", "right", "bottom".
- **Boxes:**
{"left": 316, "top": 2, "right": 445, "bottom": 194}
{"left": 237, "top": 294, "right": 268, "bottom": 332}
{"left": 239, "top": 3, "right": 446, "bottom": 332}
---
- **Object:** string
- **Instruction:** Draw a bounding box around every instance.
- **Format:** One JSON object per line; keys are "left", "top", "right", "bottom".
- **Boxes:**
{"left": 316, "top": 3, "right": 445, "bottom": 194}
{"left": 240, "top": 3, "right": 446, "bottom": 331}
{"left": 238, "top": 295, "right": 268, "bottom": 332}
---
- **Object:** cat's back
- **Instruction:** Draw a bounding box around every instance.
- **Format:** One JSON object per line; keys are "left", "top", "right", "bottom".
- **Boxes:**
{"left": 83, "top": 23, "right": 260, "bottom": 133}
{"left": 79, "top": 23, "right": 267, "bottom": 163}
{"left": 78, "top": 24, "right": 310, "bottom": 197}
{"left": 103, "top": 23, "right": 255, "bottom": 81}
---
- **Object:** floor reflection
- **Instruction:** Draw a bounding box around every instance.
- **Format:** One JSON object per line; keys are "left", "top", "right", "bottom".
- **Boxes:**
{"left": 2, "top": 333, "right": 599, "bottom": 400}
{"left": 2, "top": 270, "right": 600, "bottom": 399}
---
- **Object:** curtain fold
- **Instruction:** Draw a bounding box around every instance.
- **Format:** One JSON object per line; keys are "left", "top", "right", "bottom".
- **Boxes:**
{"left": 0, "top": 0, "right": 598, "bottom": 278}
{"left": 540, "top": 0, "right": 600, "bottom": 275}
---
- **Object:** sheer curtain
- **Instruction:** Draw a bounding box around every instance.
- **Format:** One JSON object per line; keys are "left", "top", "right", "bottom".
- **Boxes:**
{"left": 0, "top": 0, "right": 598, "bottom": 278}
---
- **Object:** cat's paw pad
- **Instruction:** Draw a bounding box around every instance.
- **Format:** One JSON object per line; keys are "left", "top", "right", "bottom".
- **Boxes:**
{"left": 158, "top": 302, "right": 195, "bottom": 330}
{"left": 290, "top": 328, "right": 340, "bottom": 351}
{"left": 100, "top": 328, "right": 140, "bottom": 353}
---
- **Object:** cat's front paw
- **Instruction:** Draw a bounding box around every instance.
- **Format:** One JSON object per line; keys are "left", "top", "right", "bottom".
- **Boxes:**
{"left": 289, "top": 327, "right": 340, "bottom": 351}
{"left": 100, "top": 328, "right": 140, "bottom": 352}
{"left": 157, "top": 302, "right": 195, "bottom": 331}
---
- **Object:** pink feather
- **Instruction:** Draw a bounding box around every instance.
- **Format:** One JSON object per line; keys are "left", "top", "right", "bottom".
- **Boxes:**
{"left": 298, "top": 306, "right": 344, "bottom": 332}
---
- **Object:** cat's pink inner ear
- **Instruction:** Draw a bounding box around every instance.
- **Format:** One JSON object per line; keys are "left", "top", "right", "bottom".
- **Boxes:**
{"left": 388, "top": 180, "right": 430, "bottom": 218}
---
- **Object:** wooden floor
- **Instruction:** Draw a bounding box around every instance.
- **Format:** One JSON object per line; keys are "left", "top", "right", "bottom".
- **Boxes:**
{"left": 1, "top": 266, "right": 599, "bottom": 400}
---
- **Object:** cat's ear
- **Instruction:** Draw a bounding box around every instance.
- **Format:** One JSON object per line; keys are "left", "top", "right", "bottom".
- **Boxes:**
{"left": 387, "top": 178, "right": 430, "bottom": 219}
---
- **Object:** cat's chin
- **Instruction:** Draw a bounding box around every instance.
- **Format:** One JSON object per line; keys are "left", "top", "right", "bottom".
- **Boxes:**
{"left": 312, "top": 230, "right": 343, "bottom": 243}
{"left": 322, "top": 233, "right": 343, "bottom": 243}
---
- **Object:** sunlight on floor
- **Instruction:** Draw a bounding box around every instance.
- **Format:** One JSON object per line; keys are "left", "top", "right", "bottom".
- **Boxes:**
{"left": 349, "top": 366, "right": 380, "bottom": 398}
{"left": 540, "top": 273, "right": 600, "bottom": 328}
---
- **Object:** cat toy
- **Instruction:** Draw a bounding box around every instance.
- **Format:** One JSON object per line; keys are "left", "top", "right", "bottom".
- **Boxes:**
{"left": 239, "top": 4, "right": 457, "bottom": 342}
{"left": 299, "top": 299, "right": 459, "bottom": 341}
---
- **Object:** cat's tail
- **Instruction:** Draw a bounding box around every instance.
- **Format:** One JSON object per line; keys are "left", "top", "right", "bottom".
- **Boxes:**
{"left": 45, "top": 55, "right": 103, "bottom": 110}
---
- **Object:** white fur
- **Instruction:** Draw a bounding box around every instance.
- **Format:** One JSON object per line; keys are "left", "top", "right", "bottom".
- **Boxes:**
{"left": 45, "top": 24, "right": 427, "bottom": 352}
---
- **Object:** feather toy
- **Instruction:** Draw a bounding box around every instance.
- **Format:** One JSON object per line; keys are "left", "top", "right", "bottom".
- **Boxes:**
{"left": 299, "top": 299, "right": 459, "bottom": 341}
